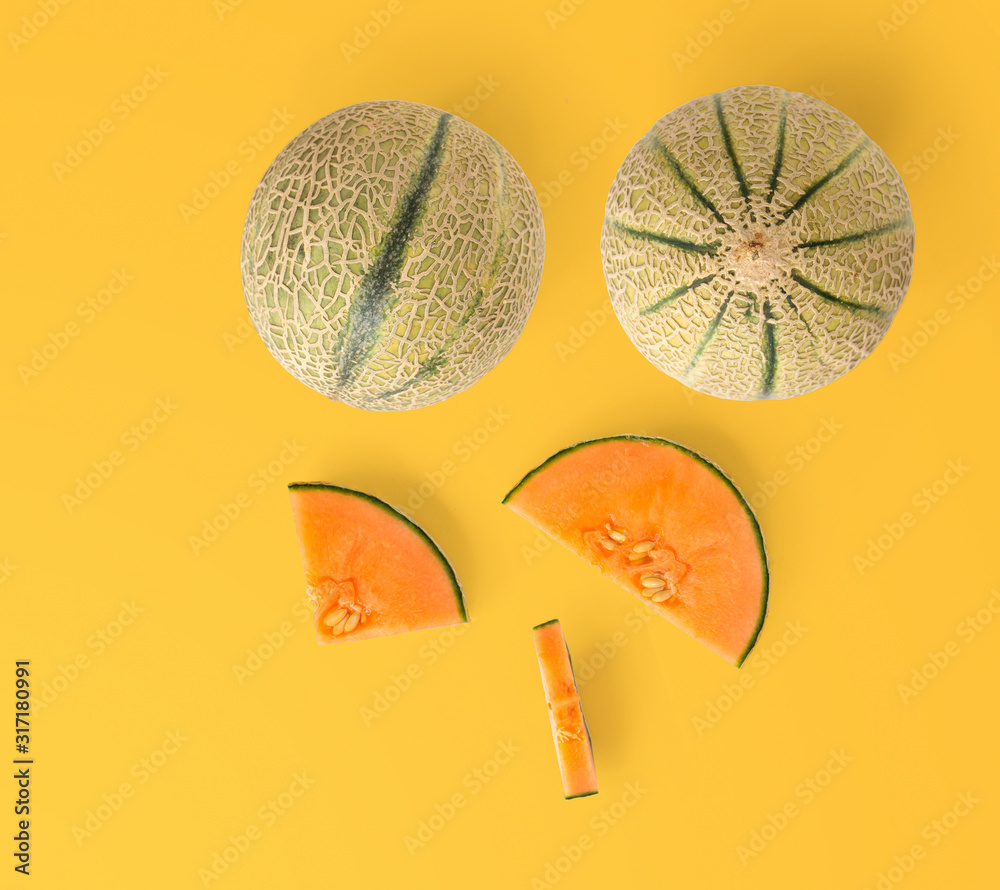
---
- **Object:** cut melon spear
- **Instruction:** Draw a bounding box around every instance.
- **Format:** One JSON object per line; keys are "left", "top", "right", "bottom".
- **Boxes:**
{"left": 533, "top": 619, "right": 598, "bottom": 799}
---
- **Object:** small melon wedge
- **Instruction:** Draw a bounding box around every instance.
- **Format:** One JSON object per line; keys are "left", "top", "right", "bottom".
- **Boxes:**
{"left": 288, "top": 483, "right": 467, "bottom": 643}
{"left": 533, "top": 619, "right": 598, "bottom": 799}
{"left": 506, "top": 437, "right": 768, "bottom": 666}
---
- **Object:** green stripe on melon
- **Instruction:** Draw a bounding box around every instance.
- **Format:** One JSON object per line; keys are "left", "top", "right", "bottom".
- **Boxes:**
{"left": 602, "top": 84, "right": 915, "bottom": 400}
{"left": 242, "top": 100, "right": 544, "bottom": 411}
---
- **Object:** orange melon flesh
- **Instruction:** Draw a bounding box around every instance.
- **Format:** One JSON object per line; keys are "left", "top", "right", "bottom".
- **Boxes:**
{"left": 288, "top": 483, "right": 467, "bottom": 644}
{"left": 506, "top": 437, "right": 767, "bottom": 666}
{"left": 533, "top": 619, "right": 598, "bottom": 799}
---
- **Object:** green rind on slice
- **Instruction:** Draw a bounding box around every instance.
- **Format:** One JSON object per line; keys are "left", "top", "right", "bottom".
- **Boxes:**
{"left": 532, "top": 618, "right": 560, "bottom": 631}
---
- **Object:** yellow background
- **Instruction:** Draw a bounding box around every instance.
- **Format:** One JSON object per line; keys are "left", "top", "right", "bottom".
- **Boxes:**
{"left": 2, "top": 0, "right": 998, "bottom": 886}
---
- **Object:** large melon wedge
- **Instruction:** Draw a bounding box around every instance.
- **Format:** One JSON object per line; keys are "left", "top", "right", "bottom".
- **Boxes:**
{"left": 504, "top": 437, "right": 767, "bottom": 666}
{"left": 288, "top": 483, "right": 467, "bottom": 643}
{"left": 533, "top": 619, "right": 598, "bottom": 799}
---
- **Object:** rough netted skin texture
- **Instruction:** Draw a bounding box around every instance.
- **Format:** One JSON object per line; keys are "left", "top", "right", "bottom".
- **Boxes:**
{"left": 601, "top": 84, "right": 915, "bottom": 399}
{"left": 241, "top": 100, "right": 545, "bottom": 410}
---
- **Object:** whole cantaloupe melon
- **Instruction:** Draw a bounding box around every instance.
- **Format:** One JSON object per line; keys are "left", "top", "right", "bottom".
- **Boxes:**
{"left": 241, "top": 100, "right": 544, "bottom": 411}
{"left": 601, "top": 85, "right": 915, "bottom": 399}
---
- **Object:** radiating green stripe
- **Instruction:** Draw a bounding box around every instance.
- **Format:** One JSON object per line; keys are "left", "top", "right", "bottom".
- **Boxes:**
{"left": 759, "top": 299, "right": 777, "bottom": 396}
{"left": 713, "top": 94, "right": 750, "bottom": 206}
{"left": 336, "top": 113, "right": 452, "bottom": 387}
{"left": 781, "top": 289, "right": 816, "bottom": 342}
{"left": 790, "top": 270, "right": 886, "bottom": 315}
{"left": 685, "top": 289, "right": 734, "bottom": 373}
{"left": 646, "top": 132, "right": 734, "bottom": 232}
{"left": 640, "top": 274, "right": 717, "bottom": 316}
{"left": 380, "top": 288, "right": 486, "bottom": 398}
{"left": 766, "top": 93, "right": 789, "bottom": 204}
{"left": 779, "top": 138, "right": 870, "bottom": 221}
{"left": 781, "top": 287, "right": 827, "bottom": 368}
{"left": 795, "top": 215, "right": 912, "bottom": 249}
{"left": 608, "top": 219, "right": 721, "bottom": 256}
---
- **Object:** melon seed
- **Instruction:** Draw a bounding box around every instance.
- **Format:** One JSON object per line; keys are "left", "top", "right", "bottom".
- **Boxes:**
{"left": 628, "top": 553, "right": 649, "bottom": 564}
{"left": 632, "top": 540, "right": 655, "bottom": 553}
{"left": 599, "top": 537, "right": 617, "bottom": 550}
{"left": 331, "top": 614, "right": 349, "bottom": 635}
{"left": 640, "top": 574, "right": 665, "bottom": 589}
{"left": 324, "top": 608, "right": 348, "bottom": 626}
{"left": 344, "top": 611, "right": 361, "bottom": 633}
{"left": 608, "top": 528, "right": 627, "bottom": 543}
{"left": 651, "top": 589, "right": 673, "bottom": 603}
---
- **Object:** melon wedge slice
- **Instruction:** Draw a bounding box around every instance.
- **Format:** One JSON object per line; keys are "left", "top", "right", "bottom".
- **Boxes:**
{"left": 505, "top": 437, "right": 767, "bottom": 666}
{"left": 289, "top": 483, "right": 467, "bottom": 644}
{"left": 533, "top": 619, "right": 598, "bottom": 799}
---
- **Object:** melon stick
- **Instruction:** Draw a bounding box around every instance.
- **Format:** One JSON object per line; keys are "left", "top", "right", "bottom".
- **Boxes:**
{"left": 602, "top": 84, "right": 914, "bottom": 399}
{"left": 532, "top": 620, "right": 598, "bottom": 800}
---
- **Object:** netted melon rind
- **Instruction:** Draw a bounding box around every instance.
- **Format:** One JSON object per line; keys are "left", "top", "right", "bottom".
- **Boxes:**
{"left": 241, "top": 100, "right": 545, "bottom": 411}
{"left": 601, "top": 84, "right": 915, "bottom": 400}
